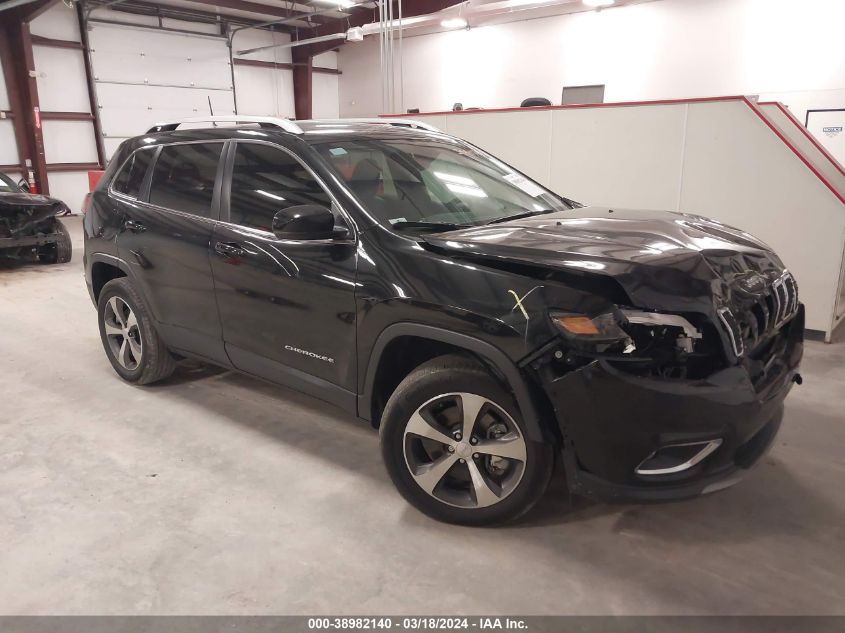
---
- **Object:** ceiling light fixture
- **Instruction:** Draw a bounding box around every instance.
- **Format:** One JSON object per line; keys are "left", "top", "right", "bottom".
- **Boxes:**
{"left": 311, "top": 0, "right": 357, "bottom": 8}
{"left": 582, "top": 0, "right": 615, "bottom": 7}
{"left": 440, "top": 17, "right": 468, "bottom": 29}
{"left": 507, "top": 0, "right": 556, "bottom": 7}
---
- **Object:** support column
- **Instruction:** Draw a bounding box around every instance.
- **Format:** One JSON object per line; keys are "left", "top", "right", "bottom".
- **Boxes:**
{"left": 5, "top": 21, "right": 49, "bottom": 194}
{"left": 77, "top": 2, "right": 106, "bottom": 168}
{"left": 291, "top": 46, "right": 312, "bottom": 120}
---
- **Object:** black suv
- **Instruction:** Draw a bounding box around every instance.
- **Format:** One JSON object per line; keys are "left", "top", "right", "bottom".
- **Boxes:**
{"left": 83, "top": 116, "right": 803, "bottom": 525}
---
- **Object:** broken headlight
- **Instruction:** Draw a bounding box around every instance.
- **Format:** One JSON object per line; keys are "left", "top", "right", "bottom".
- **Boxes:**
{"left": 549, "top": 309, "right": 720, "bottom": 379}
{"left": 549, "top": 311, "right": 633, "bottom": 353}
{"left": 550, "top": 309, "right": 703, "bottom": 356}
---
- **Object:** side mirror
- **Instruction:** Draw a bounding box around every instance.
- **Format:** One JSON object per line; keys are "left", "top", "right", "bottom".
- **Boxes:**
{"left": 272, "top": 205, "right": 339, "bottom": 240}
{"left": 17, "top": 179, "right": 30, "bottom": 193}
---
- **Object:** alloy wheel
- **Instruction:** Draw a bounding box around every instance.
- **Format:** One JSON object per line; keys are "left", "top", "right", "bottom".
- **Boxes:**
{"left": 403, "top": 392, "right": 527, "bottom": 509}
{"left": 103, "top": 296, "right": 143, "bottom": 371}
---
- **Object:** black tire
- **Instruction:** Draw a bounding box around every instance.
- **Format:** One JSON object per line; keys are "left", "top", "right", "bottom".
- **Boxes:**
{"left": 37, "top": 218, "right": 72, "bottom": 264}
{"left": 97, "top": 277, "right": 176, "bottom": 385}
{"left": 380, "top": 354, "right": 554, "bottom": 526}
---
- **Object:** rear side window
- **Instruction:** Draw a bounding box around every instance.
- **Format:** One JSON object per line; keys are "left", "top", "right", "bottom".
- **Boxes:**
{"left": 112, "top": 148, "right": 155, "bottom": 199}
{"left": 148, "top": 143, "right": 224, "bottom": 217}
{"left": 228, "top": 142, "right": 332, "bottom": 232}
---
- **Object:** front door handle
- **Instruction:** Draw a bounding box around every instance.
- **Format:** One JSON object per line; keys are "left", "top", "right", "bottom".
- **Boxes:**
{"left": 124, "top": 219, "right": 146, "bottom": 233}
{"left": 214, "top": 241, "right": 246, "bottom": 258}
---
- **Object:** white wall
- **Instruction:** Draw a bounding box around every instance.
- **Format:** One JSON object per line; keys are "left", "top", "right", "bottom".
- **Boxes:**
{"left": 234, "top": 29, "right": 296, "bottom": 118}
{"left": 338, "top": 0, "right": 845, "bottom": 117}
{"left": 233, "top": 43, "right": 339, "bottom": 119}
{"left": 313, "top": 51, "right": 340, "bottom": 119}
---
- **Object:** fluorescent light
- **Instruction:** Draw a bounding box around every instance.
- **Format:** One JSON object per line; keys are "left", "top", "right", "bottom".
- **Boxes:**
{"left": 256, "top": 190, "right": 286, "bottom": 201}
{"left": 433, "top": 171, "right": 476, "bottom": 186}
{"left": 440, "top": 17, "right": 468, "bottom": 29}
{"left": 582, "top": 0, "right": 614, "bottom": 7}
{"left": 311, "top": 0, "right": 356, "bottom": 8}
{"left": 446, "top": 183, "right": 487, "bottom": 198}
{"left": 508, "top": 0, "right": 554, "bottom": 6}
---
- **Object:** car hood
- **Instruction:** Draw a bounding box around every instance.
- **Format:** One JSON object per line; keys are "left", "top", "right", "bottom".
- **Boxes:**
{"left": 0, "top": 191, "right": 67, "bottom": 208}
{"left": 423, "top": 207, "right": 786, "bottom": 313}
{"left": 0, "top": 192, "right": 68, "bottom": 234}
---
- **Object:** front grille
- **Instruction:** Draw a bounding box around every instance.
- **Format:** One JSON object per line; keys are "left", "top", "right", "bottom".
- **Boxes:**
{"left": 719, "top": 270, "right": 799, "bottom": 357}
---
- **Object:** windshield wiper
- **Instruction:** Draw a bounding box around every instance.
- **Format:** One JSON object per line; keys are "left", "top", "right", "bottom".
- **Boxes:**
{"left": 485, "top": 209, "right": 557, "bottom": 225}
{"left": 390, "top": 221, "right": 471, "bottom": 232}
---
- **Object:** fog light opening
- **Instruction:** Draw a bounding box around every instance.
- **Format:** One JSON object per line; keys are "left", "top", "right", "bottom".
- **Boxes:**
{"left": 635, "top": 439, "right": 723, "bottom": 476}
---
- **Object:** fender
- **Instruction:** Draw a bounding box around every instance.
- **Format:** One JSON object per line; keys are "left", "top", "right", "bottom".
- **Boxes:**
{"left": 359, "top": 323, "right": 548, "bottom": 443}
{"left": 86, "top": 252, "right": 136, "bottom": 305}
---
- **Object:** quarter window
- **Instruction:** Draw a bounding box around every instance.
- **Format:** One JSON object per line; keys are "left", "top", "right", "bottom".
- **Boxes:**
{"left": 229, "top": 143, "right": 332, "bottom": 232}
{"left": 112, "top": 148, "right": 155, "bottom": 199}
{"left": 148, "top": 143, "right": 224, "bottom": 217}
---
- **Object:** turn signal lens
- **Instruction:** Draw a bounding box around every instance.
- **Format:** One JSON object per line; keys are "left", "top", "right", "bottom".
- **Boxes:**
{"left": 549, "top": 311, "right": 632, "bottom": 352}
{"left": 553, "top": 315, "right": 600, "bottom": 335}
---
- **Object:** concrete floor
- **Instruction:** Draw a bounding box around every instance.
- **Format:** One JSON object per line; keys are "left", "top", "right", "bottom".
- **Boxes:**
{"left": 1, "top": 216, "right": 844, "bottom": 615}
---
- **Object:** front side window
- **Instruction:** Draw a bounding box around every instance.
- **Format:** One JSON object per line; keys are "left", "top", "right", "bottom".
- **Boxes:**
{"left": 148, "top": 143, "right": 224, "bottom": 217}
{"left": 313, "top": 136, "right": 573, "bottom": 230}
{"left": 112, "top": 147, "right": 155, "bottom": 199}
{"left": 228, "top": 142, "right": 332, "bottom": 232}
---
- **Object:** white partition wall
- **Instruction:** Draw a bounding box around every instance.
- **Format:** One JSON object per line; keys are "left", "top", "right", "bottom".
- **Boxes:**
{"left": 402, "top": 97, "right": 845, "bottom": 338}
{"left": 758, "top": 102, "right": 845, "bottom": 195}
{"left": 757, "top": 102, "right": 845, "bottom": 322}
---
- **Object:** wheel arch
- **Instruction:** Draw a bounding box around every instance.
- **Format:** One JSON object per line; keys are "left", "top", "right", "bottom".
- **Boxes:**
{"left": 360, "top": 323, "right": 548, "bottom": 443}
{"left": 89, "top": 254, "right": 130, "bottom": 303}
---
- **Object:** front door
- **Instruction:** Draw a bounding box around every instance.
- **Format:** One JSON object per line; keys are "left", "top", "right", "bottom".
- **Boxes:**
{"left": 210, "top": 140, "right": 358, "bottom": 407}
{"left": 117, "top": 140, "right": 227, "bottom": 364}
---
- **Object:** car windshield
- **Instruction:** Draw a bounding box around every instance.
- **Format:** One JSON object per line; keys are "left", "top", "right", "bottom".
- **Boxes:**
{"left": 0, "top": 172, "right": 19, "bottom": 193}
{"left": 313, "top": 136, "right": 573, "bottom": 229}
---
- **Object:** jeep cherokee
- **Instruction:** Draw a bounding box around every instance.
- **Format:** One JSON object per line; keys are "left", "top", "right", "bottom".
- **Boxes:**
{"left": 83, "top": 117, "right": 803, "bottom": 525}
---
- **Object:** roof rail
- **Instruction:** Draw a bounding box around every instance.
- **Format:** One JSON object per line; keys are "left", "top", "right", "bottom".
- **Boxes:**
{"left": 147, "top": 116, "right": 303, "bottom": 135}
{"left": 301, "top": 118, "right": 441, "bottom": 133}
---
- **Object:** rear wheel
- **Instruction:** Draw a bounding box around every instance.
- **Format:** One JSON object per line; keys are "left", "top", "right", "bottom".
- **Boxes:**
{"left": 97, "top": 277, "right": 176, "bottom": 384}
{"left": 37, "top": 218, "right": 72, "bottom": 264}
{"left": 380, "top": 355, "right": 553, "bottom": 525}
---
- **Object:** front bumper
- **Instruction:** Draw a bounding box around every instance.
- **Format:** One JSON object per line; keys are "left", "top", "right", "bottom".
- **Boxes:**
{"left": 542, "top": 307, "right": 804, "bottom": 502}
{"left": 0, "top": 232, "right": 61, "bottom": 250}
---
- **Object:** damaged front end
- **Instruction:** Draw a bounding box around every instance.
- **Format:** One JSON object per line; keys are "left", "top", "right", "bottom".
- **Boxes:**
{"left": 0, "top": 194, "right": 69, "bottom": 256}
{"left": 424, "top": 206, "right": 805, "bottom": 501}
{"left": 527, "top": 298, "right": 803, "bottom": 502}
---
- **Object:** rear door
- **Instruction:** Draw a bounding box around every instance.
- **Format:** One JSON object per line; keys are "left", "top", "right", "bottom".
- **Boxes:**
{"left": 209, "top": 140, "right": 358, "bottom": 406}
{"left": 116, "top": 140, "right": 227, "bottom": 364}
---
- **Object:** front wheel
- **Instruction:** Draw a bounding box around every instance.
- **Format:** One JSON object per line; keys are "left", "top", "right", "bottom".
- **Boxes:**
{"left": 380, "top": 355, "right": 553, "bottom": 526}
{"left": 37, "top": 218, "right": 72, "bottom": 264}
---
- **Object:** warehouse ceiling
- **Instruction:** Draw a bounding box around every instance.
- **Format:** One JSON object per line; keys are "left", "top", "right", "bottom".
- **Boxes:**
{"left": 83, "top": 0, "right": 657, "bottom": 34}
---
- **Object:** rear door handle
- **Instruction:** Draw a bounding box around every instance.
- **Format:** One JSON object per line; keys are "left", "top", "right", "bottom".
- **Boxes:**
{"left": 124, "top": 219, "right": 146, "bottom": 233}
{"left": 214, "top": 241, "right": 246, "bottom": 258}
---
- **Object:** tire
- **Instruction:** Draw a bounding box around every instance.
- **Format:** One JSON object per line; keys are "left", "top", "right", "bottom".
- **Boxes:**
{"left": 37, "top": 218, "right": 72, "bottom": 264}
{"left": 97, "top": 277, "right": 176, "bottom": 385}
{"left": 380, "top": 354, "right": 554, "bottom": 526}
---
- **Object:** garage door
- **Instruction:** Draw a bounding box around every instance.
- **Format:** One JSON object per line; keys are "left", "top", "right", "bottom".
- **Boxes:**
{"left": 89, "top": 22, "right": 236, "bottom": 158}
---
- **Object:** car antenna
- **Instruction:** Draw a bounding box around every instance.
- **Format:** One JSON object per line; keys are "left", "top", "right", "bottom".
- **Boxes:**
{"left": 208, "top": 96, "right": 217, "bottom": 127}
